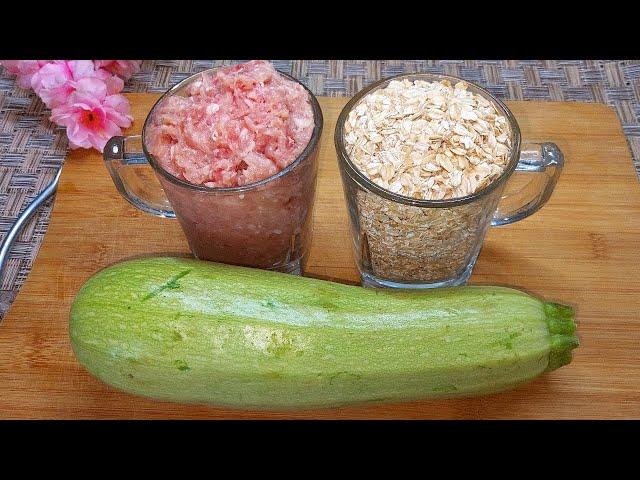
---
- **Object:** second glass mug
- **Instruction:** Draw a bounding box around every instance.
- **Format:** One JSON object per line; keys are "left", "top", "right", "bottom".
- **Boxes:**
{"left": 335, "top": 73, "right": 564, "bottom": 289}
{"left": 103, "top": 67, "right": 324, "bottom": 274}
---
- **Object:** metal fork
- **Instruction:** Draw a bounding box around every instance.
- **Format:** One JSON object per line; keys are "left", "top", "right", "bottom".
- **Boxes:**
{"left": 0, "top": 168, "right": 62, "bottom": 285}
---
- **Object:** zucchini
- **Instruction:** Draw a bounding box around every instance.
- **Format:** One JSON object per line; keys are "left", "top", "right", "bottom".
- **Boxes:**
{"left": 69, "top": 257, "right": 578, "bottom": 409}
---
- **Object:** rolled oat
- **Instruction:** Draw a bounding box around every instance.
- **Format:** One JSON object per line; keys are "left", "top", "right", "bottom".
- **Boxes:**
{"left": 344, "top": 78, "right": 512, "bottom": 200}
{"left": 342, "top": 78, "right": 513, "bottom": 284}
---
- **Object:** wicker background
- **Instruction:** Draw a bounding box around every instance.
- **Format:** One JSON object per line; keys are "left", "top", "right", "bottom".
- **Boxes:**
{"left": 1, "top": 60, "right": 640, "bottom": 319}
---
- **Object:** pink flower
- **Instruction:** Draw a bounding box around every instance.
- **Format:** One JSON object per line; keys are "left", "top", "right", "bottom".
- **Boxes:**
{"left": 94, "top": 60, "right": 141, "bottom": 81}
{"left": 50, "top": 77, "right": 133, "bottom": 152}
{"left": 0, "top": 60, "right": 51, "bottom": 88}
{"left": 29, "top": 61, "right": 74, "bottom": 108}
{"left": 30, "top": 60, "right": 123, "bottom": 109}
{"left": 2, "top": 59, "right": 136, "bottom": 152}
{"left": 99, "top": 71, "right": 125, "bottom": 95}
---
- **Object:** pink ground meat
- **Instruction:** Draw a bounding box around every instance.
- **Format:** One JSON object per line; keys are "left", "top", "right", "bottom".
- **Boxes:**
{"left": 146, "top": 60, "right": 315, "bottom": 187}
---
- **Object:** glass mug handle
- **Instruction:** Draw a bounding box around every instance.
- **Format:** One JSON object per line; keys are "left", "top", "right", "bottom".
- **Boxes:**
{"left": 103, "top": 135, "right": 176, "bottom": 218}
{"left": 491, "top": 142, "right": 563, "bottom": 226}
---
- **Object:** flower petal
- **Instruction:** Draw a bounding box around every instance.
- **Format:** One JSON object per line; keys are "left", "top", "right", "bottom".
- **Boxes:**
{"left": 75, "top": 77, "right": 107, "bottom": 100}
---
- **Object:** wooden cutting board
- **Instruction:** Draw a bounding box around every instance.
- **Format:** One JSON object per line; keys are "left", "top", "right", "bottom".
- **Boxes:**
{"left": 1, "top": 94, "right": 639, "bottom": 419}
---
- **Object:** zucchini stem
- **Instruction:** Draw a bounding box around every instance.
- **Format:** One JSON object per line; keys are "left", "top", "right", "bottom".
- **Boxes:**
{"left": 544, "top": 302, "right": 579, "bottom": 371}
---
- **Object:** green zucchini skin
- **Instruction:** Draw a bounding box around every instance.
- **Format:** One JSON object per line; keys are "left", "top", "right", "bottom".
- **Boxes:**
{"left": 69, "top": 257, "right": 578, "bottom": 409}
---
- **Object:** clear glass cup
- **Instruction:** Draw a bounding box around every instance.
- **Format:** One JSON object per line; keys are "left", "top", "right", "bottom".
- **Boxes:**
{"left": 103, "top": 68, "right": 323, "bottom": 274}
{"left": 334, "top": 73, "right": 563, "bottom": 288}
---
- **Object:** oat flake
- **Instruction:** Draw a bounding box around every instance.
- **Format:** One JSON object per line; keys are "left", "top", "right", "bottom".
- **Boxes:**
{"left": 343, "top": 78, "right": 513, "bottom": 283}
{"left": 344, "top": 78, "right": 512, "bottom": 200}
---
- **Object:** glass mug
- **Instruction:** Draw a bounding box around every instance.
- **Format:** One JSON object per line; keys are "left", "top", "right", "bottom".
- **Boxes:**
{"left": 335, "top": 73, "right": 563, "bottom": 288}
{"left": 103, "top": 68, "right": 324, "bottom": 274}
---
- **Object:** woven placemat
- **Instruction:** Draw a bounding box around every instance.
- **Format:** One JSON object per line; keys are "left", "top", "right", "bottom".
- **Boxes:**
{"left": 1, "top": 59, "right": 640, "bottom": 319}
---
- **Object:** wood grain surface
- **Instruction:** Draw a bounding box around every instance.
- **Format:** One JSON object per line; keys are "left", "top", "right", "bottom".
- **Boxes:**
{"left": 1, "top": 94, "right": 639, "bottom": 419}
